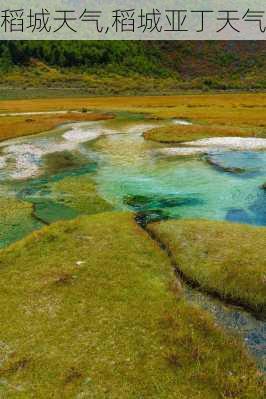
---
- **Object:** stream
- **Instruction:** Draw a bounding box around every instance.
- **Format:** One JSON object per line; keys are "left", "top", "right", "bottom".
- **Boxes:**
{"left": 0, "top": 114, "right": 265, "bottom": 370}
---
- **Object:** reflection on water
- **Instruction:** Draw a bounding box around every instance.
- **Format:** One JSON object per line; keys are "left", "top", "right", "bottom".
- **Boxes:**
{"left": 0, "top": 116, "right": 265, "bottom": 369}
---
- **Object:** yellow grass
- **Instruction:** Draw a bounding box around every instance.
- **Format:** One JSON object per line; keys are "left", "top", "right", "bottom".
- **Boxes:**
{"left": 0, "top": 93, "right": 266, "bottom": 127}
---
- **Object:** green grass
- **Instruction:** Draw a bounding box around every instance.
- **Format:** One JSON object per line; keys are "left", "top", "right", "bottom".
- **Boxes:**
{"left": 0, "top": 213, "right": 263, "bottom": 398}
{"left": 148, "top": 219, "right": 266, "bottom": 317}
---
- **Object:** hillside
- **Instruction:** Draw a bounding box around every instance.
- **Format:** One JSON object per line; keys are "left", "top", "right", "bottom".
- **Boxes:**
{"left": 0, "top": 41, "right": 265, "bottom": 98}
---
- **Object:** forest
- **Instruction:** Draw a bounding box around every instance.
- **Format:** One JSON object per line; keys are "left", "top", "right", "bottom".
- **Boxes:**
{"left": 0, "top": 40, "right": 265, "bottom": 96}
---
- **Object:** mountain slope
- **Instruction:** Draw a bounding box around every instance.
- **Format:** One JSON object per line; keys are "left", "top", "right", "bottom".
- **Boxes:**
{"left": 0, "top": 41, "right": 265, "bottom": 97}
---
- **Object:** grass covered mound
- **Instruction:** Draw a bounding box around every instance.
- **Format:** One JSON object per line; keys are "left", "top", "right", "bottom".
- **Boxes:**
{"left": 0, "top": 213, "right": 263, "bottom": 398}
{"left": 0, "top": 197, "right": 42, "bottom": 248}
{"left": 144, "top": 124, "right": 259, "bottom": 144}
{"left": 148, "top": 219, "right": 266, "bottom": 316}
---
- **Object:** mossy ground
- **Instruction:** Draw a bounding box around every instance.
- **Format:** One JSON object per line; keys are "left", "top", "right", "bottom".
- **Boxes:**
{"left": 0, "top": 213, "right": 263, "bottom": 398}
{"left": 148, "top": 219, "right": 266, "bottom": 317}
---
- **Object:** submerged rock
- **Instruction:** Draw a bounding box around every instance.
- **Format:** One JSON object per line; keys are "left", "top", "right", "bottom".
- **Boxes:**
{"left": 32, "top": 198, "right": 80, "bottom": 225}
{"left": 124, "top": 194, "right": 202, "bottom": 212}
{"left": 206, "top": 157, "right": 247, "bottom": 174}
{"left": 43, "top": 150, "right": 89, "bottom": 174}
{"left": 205, "top": 151, "right": 265, "bottom": 178}
{"left": 248, "top": 189, "right": 266, "bottom": 225}
{"left": 226, "top": 186, "right": 266, "bottom": 226}
{"left": 226, "top": 208, "right": 253, "bottom": 224}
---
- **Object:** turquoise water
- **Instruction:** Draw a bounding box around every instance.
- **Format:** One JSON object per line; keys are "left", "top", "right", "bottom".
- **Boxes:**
{"left": 0, "top": 116, "right": 265, "bottom": 369}
{"left": 94, "top": 131, "right": 266, "bottom": 225}
{"left": 1, "top": 117, "right": 266, "bottom": 230}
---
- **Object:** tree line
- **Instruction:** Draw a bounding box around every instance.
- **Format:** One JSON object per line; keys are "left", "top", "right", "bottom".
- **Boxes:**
{"left": 0, "top": 41, "right": 168, "bottom": 76}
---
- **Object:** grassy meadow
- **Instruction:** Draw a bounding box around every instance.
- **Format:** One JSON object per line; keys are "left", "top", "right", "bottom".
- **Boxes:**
{"left": 0, "top": 93, "right": 265, "bottom": 123}
{"left": 0, "top": 213, "right": 264, "bottom": 398}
